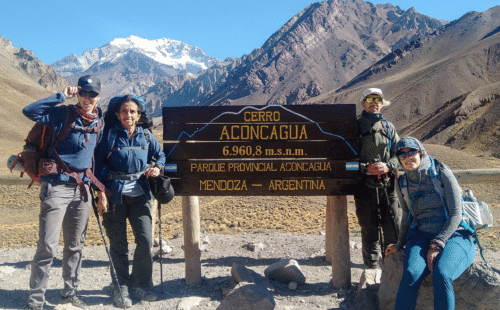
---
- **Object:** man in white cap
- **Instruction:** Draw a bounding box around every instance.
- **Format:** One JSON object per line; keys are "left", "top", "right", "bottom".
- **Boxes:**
{"left": 354, "top": 87, "right": 401, "bottom": 275}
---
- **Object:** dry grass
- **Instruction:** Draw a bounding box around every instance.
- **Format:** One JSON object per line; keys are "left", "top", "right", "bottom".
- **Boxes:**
{"left": 1, "top": 143, "right": 500, "bottom": 251}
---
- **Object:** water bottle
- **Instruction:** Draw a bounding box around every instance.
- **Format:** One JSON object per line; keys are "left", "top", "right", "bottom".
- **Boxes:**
{"left": 464, "top": 189, "right": 477, "bottom": 202}
{"left": 7, "top": 155, "right": 25, "bottom": 172}
{"left": 478, "top": 202, "right": 494, "bottom": 228}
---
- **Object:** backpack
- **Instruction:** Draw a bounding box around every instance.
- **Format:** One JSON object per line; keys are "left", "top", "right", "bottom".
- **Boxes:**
{"left": 358, "top": 117, "right": 394, "bottom": 188}
{"left": 397, "top": 155, "right": 493, "bottom": 262}
{"left": 106, "top": 127, "right": 151, "bottom": 160}
{"left": 10, "top": 105, "right": 107, "bottom": 201}
{"left": 359, "top": 117, "right": 393, "bottom": 149}
{"left": 103, "top": 127, "right": 174, "bottom": 203}
{"left": 103, "top": 127, "right": 152, "bottom": 181}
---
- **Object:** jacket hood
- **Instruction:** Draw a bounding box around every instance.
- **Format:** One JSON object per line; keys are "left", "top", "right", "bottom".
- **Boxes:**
{"left": 396, "top": 136, "right": 431, "bottom": 177}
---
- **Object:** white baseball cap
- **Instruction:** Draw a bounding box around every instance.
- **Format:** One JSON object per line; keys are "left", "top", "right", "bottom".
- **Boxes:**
{"left": 361, "top": 88, "right": 384, "bottom": 102}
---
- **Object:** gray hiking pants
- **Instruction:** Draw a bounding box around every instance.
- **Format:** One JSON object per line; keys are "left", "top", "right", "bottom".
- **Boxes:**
{"left": 28, "top": 182, "right": 91, "bottom": 308}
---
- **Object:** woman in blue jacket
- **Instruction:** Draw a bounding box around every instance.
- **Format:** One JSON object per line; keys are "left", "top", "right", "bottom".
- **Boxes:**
{"left": 385, "top": 137, "right": 476, "bottom": 310}
{"left": 94, "top": 95, "right": 165, "bottom": 308}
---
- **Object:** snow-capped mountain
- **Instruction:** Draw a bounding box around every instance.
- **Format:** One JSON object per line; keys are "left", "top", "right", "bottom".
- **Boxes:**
{"left": 52, "top": 36, "right": 225, "bottom": 111}
{"left": 51, "top": 35, "right": 220, "bottom": 77}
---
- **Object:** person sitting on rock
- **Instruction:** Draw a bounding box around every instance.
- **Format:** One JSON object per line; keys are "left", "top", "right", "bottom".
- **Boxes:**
{"left": 385, "top": 137, "right": 476, "bottom": 310}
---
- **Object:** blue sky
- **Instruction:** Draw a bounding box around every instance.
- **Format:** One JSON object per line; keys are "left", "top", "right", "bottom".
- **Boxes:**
{"left": 1, "top": 0, "right": 498, "bottom": 65}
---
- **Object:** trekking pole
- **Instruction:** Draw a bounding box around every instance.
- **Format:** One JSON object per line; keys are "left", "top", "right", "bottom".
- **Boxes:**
{"left": 90, "top": 191, "right": 124, "bottom": 302}
{"left": 158, "top": 200, "right": 164, "bottom": 293}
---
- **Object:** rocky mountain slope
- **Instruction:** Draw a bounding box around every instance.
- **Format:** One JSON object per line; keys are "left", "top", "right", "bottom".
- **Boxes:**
{"left": 0, "top": 36, "right": 67, "bottom": 170}
{"left": 163, "top": 0, "right": 446, "bottom": 107}
{"left": 50, "top": 0, "right": 446, "bottom": 114}
{"left": 3, "top": 2, "right": 500, "bottom": 157}
{"left": 307, "top": 6, "right": 500, "bottom": 156}
{"left": 53, "top": 36, "right": 224, "bottom": 110}
{"left": 142, "top": 57, "right": 242, "bottom": 113}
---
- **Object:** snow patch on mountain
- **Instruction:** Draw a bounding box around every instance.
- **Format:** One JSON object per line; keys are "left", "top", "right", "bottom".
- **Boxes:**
{"left": 51, "top": 35, "right": 219, "bottom": 77}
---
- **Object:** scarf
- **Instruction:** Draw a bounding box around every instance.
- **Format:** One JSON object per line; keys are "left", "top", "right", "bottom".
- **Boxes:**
{"left": 361, "top": 110, "right": 384, "bottom": 122}
{"left": 73, "top": 105, "right": 99, "bottom": 145}
{"left": 74, "top": 104, "right": 98, "bottom": 124}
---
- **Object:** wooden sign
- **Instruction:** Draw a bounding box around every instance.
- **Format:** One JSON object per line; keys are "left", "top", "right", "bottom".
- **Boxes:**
{"left": 162, "top": 105, "right": 359, "bottom": 196}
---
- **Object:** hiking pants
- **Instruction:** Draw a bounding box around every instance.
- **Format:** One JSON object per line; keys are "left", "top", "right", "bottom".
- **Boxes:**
{"left": 395, "top": 229, "right": 475, "bottom": 310}
{"left": 28, "top": 182, "right": 91, "bottom": 308}
{"left": 354, "top": 181, "right": 400, "bottom": 268}
{"left": 102, "top": 194, "right": 153, "bottom": 289}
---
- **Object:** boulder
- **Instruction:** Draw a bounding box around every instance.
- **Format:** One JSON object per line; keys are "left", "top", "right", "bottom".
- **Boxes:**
{"left": 378, "top": 251, "right": 500, "bottom": 310}
{"left": 264, "top": 259, "right": 306, "bottom": 285}
{"left": 216, "top": 283, "right": 275, "bottom": 310}
{"left": 231, "top": 263, "right": 257, "bottom": 284}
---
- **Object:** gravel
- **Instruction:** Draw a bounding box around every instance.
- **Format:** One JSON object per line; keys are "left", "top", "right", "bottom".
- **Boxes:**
{"left": 1, "top": 233, "right": 499, "bottom": 310}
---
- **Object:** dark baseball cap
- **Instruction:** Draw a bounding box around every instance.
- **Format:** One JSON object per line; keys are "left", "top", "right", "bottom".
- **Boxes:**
{"left": 78, "top": 75, "right": 101, "bottom": 93}
{"left": 395, "top": 137, "right": 421, "bottom": 155}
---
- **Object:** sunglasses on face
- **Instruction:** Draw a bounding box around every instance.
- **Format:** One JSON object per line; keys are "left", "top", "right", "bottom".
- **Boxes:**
{"left": 364, "top": 97, "right": 382, "bottom": 104}
{"left": 397, "top": 149, "right": 419, "bottom": 160}
{"left": 78, "top": 90, "right": 99, "bottom": 98}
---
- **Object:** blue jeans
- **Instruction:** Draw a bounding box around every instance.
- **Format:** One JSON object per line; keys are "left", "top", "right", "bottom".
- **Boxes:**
{"left": 395, "top": 229, "right": 475, "bottom": 310}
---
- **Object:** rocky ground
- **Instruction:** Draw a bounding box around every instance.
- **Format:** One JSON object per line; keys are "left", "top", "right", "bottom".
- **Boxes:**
{"left": 1, "top": 144, "right": 500, "bottom": 309}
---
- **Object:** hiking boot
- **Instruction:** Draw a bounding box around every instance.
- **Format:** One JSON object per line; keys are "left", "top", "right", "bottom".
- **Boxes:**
{"left": 60, "top": 293, "right": 88, "bottom": 309}
{"left": 111, "top": 283, "right": 133, "bottom": 308}
{"left": 22, "top": 304, "right": 42, "bottom": 310}
{"left": 130, "top": 286, "right": 158, "bottom": 302}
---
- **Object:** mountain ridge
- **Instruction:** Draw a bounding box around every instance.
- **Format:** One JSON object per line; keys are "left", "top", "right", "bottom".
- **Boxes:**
{"left": 159, "top": 0, "right": 447, "bottom": 108}
{"left": 52, "top": 35, "right": 221, "bottom": 77}
{"left": 306, "top": 6, "right": 500, "bottom": 156}
{"left": 2, "top": 2, "right": 500, "bottom": 159}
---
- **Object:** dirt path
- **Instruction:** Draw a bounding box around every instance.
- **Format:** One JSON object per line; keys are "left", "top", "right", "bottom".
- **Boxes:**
{"left": 1, "top": 233, "right": 499, "bottom": 310}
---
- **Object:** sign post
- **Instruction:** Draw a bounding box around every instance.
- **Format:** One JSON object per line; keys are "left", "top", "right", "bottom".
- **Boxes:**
{"left": 182, "top": 196, "right": 201, "bottom": 284}
{"left": 162, "top": 104, "right": 359, "bottom": 286}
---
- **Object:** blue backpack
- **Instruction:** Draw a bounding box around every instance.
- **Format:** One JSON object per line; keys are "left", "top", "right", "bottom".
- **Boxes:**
{"left": 397, "top": 155, "right": 492, "bottom": 263}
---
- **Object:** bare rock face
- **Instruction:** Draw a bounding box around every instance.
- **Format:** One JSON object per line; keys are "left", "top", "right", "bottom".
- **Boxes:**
{"left": 0, "top": 37, "right": 67, "bottom": 93}
{"left": 324, "top": 7, "right": 500, "bottom": 156}
{"left": 154, "top": 0, "right": 445, "bottom": 109}
{"left": 378, "top": 251, "right": 500, "bottom": 310}
{"left": 189, "top": 0, "right": 446, "bottom": 107}
{"left": 16, "top": 48, "right": 67, "bottom": 93}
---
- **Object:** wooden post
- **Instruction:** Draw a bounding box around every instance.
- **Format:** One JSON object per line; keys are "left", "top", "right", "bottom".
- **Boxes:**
{"left": 325, "top": 196, "right": 334, "bottom": 264}
{"left": 182, "top": 195, "right": 202, "bottom": 284}
{"left": 326, "top": 195, "right": 351, "bottom": 289}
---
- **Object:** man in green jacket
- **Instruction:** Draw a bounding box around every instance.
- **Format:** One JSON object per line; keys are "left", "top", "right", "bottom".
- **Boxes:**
{"left": 355, "top": 88, "right": 401, "bottom": 272}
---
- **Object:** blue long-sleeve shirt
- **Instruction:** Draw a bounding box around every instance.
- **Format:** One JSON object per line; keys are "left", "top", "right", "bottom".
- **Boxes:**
{"left": 22, "top": 93, "right": 103, "bottom": 183}
{"left": 94, "top": 123, "right": 166, "bottom": 205}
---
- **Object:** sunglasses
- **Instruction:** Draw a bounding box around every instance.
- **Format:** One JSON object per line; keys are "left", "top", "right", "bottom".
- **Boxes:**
{"left": 364, "top": 97, "right": 382, "bottom": 104}
{"left": 397, "top": 149, "right": 419, "bottom": 160}
{"left": 78, "top": 90, "right": 99, "bottom": 98}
